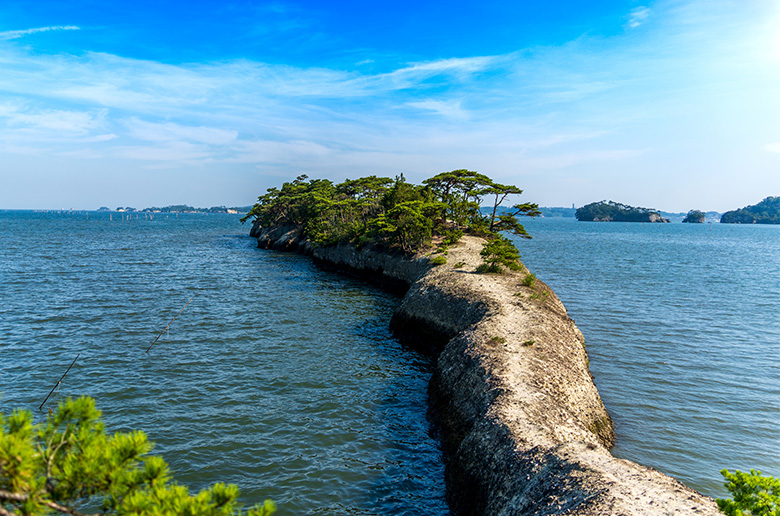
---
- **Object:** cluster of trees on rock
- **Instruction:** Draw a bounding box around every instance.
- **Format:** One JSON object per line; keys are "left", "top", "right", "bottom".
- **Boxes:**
{"left": 575, "top": 201, "right": 669, "bottom": 223}
{"left": 720, "top": 197, "right": 780, "bottom": 224}
{"left": 0, "top": 397, "right": 275, "bottom": 516}
{"left": 242, "top": 170, "right": 540, "bottom": 258}
{"left": 682, "top": 210, "right": 706, "bottom": 223}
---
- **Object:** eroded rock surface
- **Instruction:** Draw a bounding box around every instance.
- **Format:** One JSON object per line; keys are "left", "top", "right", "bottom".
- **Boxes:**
{"left": 253, "top": 228, "right": 720, "bottom": 516}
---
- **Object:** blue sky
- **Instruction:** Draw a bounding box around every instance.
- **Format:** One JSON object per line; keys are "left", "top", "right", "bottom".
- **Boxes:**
{"left": 1, "top": 0, "right": 778, "bottom": 211}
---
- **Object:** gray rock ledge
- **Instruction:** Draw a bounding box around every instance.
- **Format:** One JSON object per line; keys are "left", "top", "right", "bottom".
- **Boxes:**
{"left": 252, "top": 225, "right": 720, "bottom": 516}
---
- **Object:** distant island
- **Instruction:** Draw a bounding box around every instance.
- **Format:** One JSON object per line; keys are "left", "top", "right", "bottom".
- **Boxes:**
{"left": 575, "top": 201, "right": 670, "bottom": 223}
{"left": 141, "top": 205, "right": 252, "bottom": 214}
{"left": 682, "top": 210, "right": 706, "bottom": 223}
{"left": 720, "top": 197, "right": 780, "bottom": 224}
{"left": 99, "top": 205, "right": 253, "bottom": 214}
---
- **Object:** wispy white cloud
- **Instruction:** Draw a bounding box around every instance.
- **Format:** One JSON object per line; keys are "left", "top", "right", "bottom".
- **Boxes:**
{"left": 396, "top": 56, "right": 498, "bottom": 76}
{"left": 0, "top": 103, "right": 107, "bottom": 135}
{"left": 124, "top": 118, "right": 238, "bottom": 145}
{"left": 9, "top": 110, "right": 100, "bottom": 134}
{"left": 627, "top": 7, "right": 651, "bottom": 29}
{"left": 406, "top": 99, "right": 468, "bottom": 119}
{"left": 114, "top": 142, "right": 214, "bottom": 162}
{"left": 525, "top": 148, "right": 650, "bottom": 170}
{"left": 0, "top": 50, "right": 498, "bottom": 115}
{"left": 0, "top": 26, "right": 79, "bottom": 41}
{"left": 227, "top": 139, "right": 332, "bottom": 164}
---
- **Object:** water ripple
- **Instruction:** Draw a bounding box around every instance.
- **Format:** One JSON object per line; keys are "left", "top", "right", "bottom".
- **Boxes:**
{"left": 0, "top": 211, "right": 448, "bottom": 516}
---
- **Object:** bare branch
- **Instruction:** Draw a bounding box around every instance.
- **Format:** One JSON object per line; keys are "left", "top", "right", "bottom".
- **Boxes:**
{"left": 44, "top": 499, "right": 96, "bottom": 516}
{"left": 0, "top": 491, "right": 27, "bottom": 503}
{"left": 0, "top": 490, "right": 95, "bottom": 516}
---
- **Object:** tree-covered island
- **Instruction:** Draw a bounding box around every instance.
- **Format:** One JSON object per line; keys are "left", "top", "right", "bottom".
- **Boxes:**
{"left": 242, "top": 170, "right": 540, "bottom": 272}
{"left": 720, "top": 196, "right": 780, "bottom": 224}
{"left": 682, "top": 210, "right": 706, "bottom": 223}
{"left": 575, "top": 201, "right": 670, "bottom": 222}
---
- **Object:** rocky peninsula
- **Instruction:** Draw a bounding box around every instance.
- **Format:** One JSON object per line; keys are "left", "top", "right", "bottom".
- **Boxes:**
{"left": 250, "top": 221, "right": 720, "bottom": 516}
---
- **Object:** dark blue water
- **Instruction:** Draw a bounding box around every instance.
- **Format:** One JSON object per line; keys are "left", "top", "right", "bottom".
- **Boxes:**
{"left": 3, "top": 212, "right": 777, "bottom": 505}
{"left": 0, "top": 211, "right": 448, "bottom": 516}
{"left": 515, "top": 218, "right": 780, "bottom": 497}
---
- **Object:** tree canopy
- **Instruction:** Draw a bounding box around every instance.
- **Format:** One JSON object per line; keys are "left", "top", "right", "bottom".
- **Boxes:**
{"left": 242, "top": 170, "right": 539, "bottom": 255}
{"left": 0, "top": 397, "right": 275, "bottom": 516}
{"left": 721, "top": 197, "right": 780, "bottom": 224}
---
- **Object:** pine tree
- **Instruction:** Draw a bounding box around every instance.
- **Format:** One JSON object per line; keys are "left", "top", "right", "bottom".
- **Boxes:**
{"left": 0, "top": 397, "right": 275, "bottom": 516}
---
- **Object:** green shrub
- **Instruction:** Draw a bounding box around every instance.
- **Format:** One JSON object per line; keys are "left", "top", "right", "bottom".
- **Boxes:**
{"left": 467, "top": 220, "right": 492, "bottom": 237}
{"left": 521, "top": 273, "right": 536, "bottom": 287}
{"left": 431, "top": 256, "right": 447, "bottom": 266}
{"left": 489, "top": 336, "right": 506, "bottom": 344}
{"left": 476, "top": 263, "right": 503, "bottom": 274}
{"left": 522, "top": 339, "right": 535, "bottom": 347}
{"left": 442, "top": 229, "right": 464, "bottom": 246}
{"left": 453, "top": 261, "right": 467, "bottom": 269}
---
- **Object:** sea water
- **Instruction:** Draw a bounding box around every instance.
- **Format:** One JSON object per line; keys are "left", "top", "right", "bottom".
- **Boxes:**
{"left": 515, "top": 218, "right": 780, "bottom": 498}
{"left": 2, "top": 211, "right": 777, "bottom": 509}
{"left": 0, "top": 211, "right": 448, "bottom": 516}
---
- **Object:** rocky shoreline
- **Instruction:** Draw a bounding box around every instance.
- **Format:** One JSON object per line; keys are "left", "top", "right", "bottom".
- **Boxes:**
{"left": 251, "top": 221, "right": 720, "bottom": 515}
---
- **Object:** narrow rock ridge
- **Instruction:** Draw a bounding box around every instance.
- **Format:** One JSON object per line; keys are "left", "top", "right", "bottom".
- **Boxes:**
{"left": 252, "top": 224, "right": 721, "bottom": 516}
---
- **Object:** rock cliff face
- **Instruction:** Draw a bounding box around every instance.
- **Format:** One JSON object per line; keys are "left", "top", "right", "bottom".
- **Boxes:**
{"left": 252, "top": 225, "right": 720, "bottom": 516}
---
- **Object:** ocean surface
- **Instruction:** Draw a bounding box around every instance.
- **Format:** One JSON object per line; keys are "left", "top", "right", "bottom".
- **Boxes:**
{"left": 0, "top": 211, "right": 447, "bottom": 516}
{"left": 1, "top": 212, "right": 777, "bottom": 510}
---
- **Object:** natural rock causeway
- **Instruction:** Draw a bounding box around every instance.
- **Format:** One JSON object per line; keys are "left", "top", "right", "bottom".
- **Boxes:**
{"left": 252, "top": 221, "right": 721, "bottom": 516}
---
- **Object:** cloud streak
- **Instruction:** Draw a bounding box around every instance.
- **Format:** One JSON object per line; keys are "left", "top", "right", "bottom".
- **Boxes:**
{"left": 0, "top": 26, "right": 79, "bottom": 41}
{"left": 627, "top": 7, "right": 651, "bottom": 29}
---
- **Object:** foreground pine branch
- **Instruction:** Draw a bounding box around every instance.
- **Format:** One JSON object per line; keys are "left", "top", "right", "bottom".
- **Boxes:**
{"left": 0, "top": 397, "right": 275, "bottom": 516}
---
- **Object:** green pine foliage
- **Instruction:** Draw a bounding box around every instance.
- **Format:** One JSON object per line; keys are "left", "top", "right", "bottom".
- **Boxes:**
{"left": 717, "top": 469, "right": 780, "bottom": 516}
{"left": 0, "top": 397, "right": 275, "bottom": 516}
{"left": 720, "top": 197, "right": 780, "bottom": 224}
{"left": 478, "top": 235, "right": 523, "bottom": 273}
{"left": 521, "top": 273, "right": 537, "bottom": 287}
{"left": 242, "top": 170, "right": 539, "bottom": 259}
